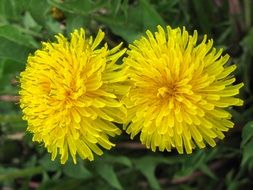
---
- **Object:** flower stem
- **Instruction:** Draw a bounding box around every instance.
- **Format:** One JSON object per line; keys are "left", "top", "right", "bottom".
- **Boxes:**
{"left": 0, "top": 166, "right": 43, "bottom": 182}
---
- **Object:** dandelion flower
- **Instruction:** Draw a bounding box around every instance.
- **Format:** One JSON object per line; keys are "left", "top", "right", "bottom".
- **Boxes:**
{"left": 20, "top": 28, "right": 128, "bottom": 164}
{"left": 123, "top": 25, "right": 243, "bottom": 154}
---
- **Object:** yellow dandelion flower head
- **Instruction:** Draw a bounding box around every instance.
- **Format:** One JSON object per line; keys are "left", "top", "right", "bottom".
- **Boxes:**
{"left": 123, "top": 25, "right": 244, "bottom": 154}
{"left": 20, "top": 28, "right": 128, "bottom": 164}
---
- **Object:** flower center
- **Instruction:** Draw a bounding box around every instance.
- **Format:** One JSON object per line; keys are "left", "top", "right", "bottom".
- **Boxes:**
{"left": 157, "top": 87, "right": 169, "bottom": 97}
{"left": 66, "top": 85, "right": 85, "bottom": 100}
{"left": 157, "top": 84, "right": 178, "bottom": 98}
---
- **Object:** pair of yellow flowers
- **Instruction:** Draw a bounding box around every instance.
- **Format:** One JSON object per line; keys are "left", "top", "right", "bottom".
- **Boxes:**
{"left": 19, "top": 26, "right": 243, "bottom": 164}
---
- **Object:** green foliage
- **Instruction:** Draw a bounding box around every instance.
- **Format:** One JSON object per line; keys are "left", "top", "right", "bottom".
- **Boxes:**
{"left": 95, "top": 161, "right": 123, "bottom": 190}
{"left": 241, "top": 122, "right": 253, "bottom": 168}
{"left": 63, "top": 160, "right": 92, "bottom": 179}
{"left": 134, "top": 155, "right": 178, "bottom": 190}
{"left": 98, "top": 0, "right": 165, "bottom": 42}
{"left": 0, "top": 0, "right": 253, "bottom": 189}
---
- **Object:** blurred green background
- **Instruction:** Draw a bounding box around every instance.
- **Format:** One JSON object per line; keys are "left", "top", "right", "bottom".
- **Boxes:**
{"left": 0, "top": 0, "right": 253, "bottom": 189}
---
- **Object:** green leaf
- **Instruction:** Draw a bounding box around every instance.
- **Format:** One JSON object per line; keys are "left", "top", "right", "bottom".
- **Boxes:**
{"left": 23, "top": 11, "right": 40, "bottom": 30}
{"left": 217, "top": 23, "right": 232, "bottom": 44}
{"left": 225, "top": 169, "right": 248, "bottom": 190}
{"left": 175, "top": 151, "right": 206, "bottom": 177}
{"left": 63, "top": 161, "right": 92, "bottom": 179}
{"left": 199, "top": 165, "right": 217, "bottom": 180}
{"left": 37, "top": 179, "right": 83, "bottom": 190}
{"left": 241, "top": 28, "right": 253, "bottom": 94}
{"left": 110, "top": 0, "right": 122, "bottom": 16}
{"left": 95, "top": 162, "right": 123, "bottom": 190}
{"left": 0, "top": 113, "right": 25, "bottom": 128}
{"left": 241, "top": 121, "right": 253, "bottom": 146}
{"left": 96, "top": 15, "right": 143, "bottom": 42}
{"left": 39, "top": 154, "right": 61, "bottom": 172}
{"left": 0, "top": 25, "right": 38, "bottom": 48}
{"left": 46, "top": 18, "right": 63, "bottom": 34}
{"left": 65, "top": 14, "right": 89, "bottom": 34}
{"left": 0, "top": 166, "right": 43, "bottom": 182}
{"left": 104, "top": 154, "right": 132, "bottom": 167}
{"left": 135, "top": 158, "right": 160, "bottom": 190}
{"left": 0, "top": 38, "right": 30, "bottom": 63}
{"left": 175, "top": 149, "right": 218, "bottom": 179}
{"left": 0, "top": 167, "right": 18, "bottom": 176}
{"left": 192, "top": 0, "right": 213, "bottom": 34}
{"left": 0, "top": 59, "right": 24, "bottom": 94}
{"left": 0, "top": 0, "right": 25, "bottom": 22}
{"left": 242, "top": 27, "right": 253, "bottom": 56}
{"left": 241, "top": 139, "right": 253, "bottom": 167}
{"left": 27, "top": 0, "right": 50, "bottom": 25}
{"left": 241, "top": 122, "right": 253, "bottom": 167}
{"left": 139, "top": 0, "right": 165, "bottom": 30}
{"left": 0, "top": 60, "right": 4, "bottom": 78}
{"left": 134, "top": 156, "right": 175, "bottom": 190}
{"left": 95, "top": 0, "right": 165, "bottom": 42}
{"left": 48, "top": 0, "right": 107, "bottom": 15}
